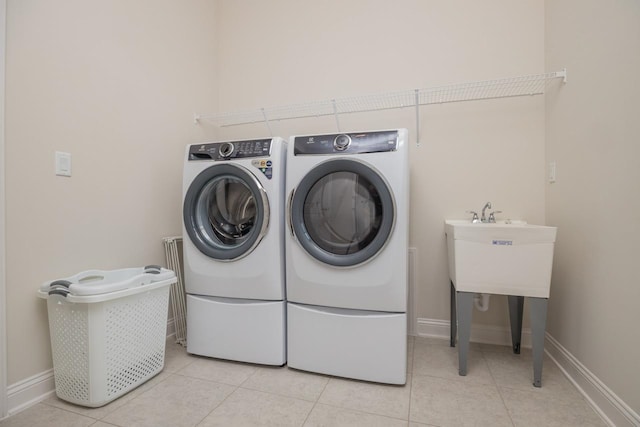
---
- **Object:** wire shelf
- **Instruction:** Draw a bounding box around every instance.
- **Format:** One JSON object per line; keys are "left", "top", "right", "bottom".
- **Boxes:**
{"left": 195, "top": 69, "right": 566, "bottom": 129}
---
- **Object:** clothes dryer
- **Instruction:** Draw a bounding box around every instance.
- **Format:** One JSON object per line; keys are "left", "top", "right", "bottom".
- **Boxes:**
{"left": 183, "top": 137, "right": 286, "bottom": 365}
{"left": 286, "top": 129, "right": 409, "bottom": 384}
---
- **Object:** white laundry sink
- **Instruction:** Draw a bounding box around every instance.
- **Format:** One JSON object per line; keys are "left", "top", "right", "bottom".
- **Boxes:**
{"left": 445, "top": 220, "right": 557, "bottom": 298}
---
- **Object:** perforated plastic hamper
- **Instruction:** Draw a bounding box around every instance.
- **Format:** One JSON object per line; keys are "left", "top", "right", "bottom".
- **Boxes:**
{"left": 38, "top": 266, "right": 175, "bottom": 407}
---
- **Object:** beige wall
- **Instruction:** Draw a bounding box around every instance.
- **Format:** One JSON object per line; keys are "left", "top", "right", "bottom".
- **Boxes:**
{"left": 4, "top": 0, "right": 218, "bottom": 383}
{"left": 545, "top": 0, "right": 640, "bottom": 413}
{"left": 214, "top": 0, "right": 546, "bottom": 327}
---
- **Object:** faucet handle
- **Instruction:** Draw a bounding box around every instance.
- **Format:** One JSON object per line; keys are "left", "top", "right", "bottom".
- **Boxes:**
{"left": 488, "top": 210, "right": 503, "bottom": 223}
{"left": 466, "top": 210, "right": 480, "bottom": 223}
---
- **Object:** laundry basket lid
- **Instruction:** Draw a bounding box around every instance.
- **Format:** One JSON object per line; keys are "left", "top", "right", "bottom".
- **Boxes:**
{"left": 39, "top": 265, "right": 175, "bottom": 298}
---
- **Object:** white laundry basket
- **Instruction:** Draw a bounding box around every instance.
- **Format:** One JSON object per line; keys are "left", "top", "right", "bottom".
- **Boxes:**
{"left": 38, "top": 265, "right": 175, "bottom": 407}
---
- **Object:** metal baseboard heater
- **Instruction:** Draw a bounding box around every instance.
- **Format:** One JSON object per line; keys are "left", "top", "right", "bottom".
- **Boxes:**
{"left": 163, "top": 236, "right": 187, "bottom": 346}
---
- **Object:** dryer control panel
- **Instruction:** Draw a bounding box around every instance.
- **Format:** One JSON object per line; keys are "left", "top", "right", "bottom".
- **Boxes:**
{"left": 293, "top": 130, "right": 398, "bottom": 156}
{"left": 189, "top": 139, "right": 272, "bottom": 161}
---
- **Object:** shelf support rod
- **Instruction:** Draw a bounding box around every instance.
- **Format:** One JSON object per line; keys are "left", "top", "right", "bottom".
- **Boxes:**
{"left": 331, "top": 99, "right": 341, "bottom": 132}
{"left": 415, "top": 89, "right": 421, "bottom": 147}
{"left": 261, "top": 108, "right": 273, "bottom": 137}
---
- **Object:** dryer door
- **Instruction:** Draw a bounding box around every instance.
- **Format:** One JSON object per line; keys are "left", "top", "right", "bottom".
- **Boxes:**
{"left": 184, "top": 164, "right": 269, "bottom": 261}
{"left": 290, "top": 158, "right": 395, "bottom": 267}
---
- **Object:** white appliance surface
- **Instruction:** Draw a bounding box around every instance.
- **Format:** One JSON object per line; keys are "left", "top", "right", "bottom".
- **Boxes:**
{"left": 182, "top": 138, "right": 286, "bottom": 301}
{"left": 187, "top": 294, "right": 286, "bottom": 365}
{"left": 287, "top": 303, "right": 407, "bottom": 384}
{"left": 285, "top": 129, "right": 409, "bottom": 312}
{"left": 285, "top": 129, "right": 409, "bottom": 384}
{"left": 183, "top": 231, "right": 284, "bottom": 300}
{"left": 182, "top": 137, "right": 287, "bottom": 365}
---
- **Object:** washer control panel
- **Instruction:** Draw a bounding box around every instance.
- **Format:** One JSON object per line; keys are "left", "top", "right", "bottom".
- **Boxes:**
{"left": 294, "top": 130, "right": 398, "bottom": 156}
{"left": 189, "top": 139, "right": 272, "bottom": 161}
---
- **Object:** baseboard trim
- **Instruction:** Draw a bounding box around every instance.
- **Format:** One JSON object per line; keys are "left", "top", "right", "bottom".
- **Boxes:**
{"left": 416, "top": 317, "right": 532, "bottom": 348}
{"left": 545, "top": 333, "right": 640, "bottom": 427}
{"left": 6, "top": 369, "right": 55, "bottom": 417}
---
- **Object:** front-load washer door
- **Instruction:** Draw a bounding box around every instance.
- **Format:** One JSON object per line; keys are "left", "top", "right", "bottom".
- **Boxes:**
{"left": 184, "top": 163, "right": 269, "bottom": 261}
{"left": 290, "top": 158, "right": 395, "bottom": 267}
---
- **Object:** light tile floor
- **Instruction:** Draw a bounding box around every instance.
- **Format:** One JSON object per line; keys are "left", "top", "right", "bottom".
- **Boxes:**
{"left": 0, "top": 336, "right": 607, "bottom": 427}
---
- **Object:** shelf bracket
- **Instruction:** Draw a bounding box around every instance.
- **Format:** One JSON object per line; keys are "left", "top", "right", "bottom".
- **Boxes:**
{"left": 559, "top": 68, "right": 568, "bottom": 83}
{"left": 261, "top": 108, "right": 274, "bottom": 137}
{"left": 331, "top": 99, "right": 341, "bottom": 132}
{"left": 415, "top": 89, "right": 421, "bottom": 147}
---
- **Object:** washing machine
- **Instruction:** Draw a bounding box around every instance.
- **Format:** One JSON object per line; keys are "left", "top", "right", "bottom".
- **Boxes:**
{"left": 285, "top": 129, "right": 409, "bottom": 384}
{"left": 183, "top": 137, "right": 286, "bottom": 365}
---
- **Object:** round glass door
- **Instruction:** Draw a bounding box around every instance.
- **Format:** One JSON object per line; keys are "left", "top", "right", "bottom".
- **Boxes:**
{"left": 290, "top": 159, "right": 395, "bottom": 267}
{"left": 184, "top": 164, "right": 269, "bottom": 260}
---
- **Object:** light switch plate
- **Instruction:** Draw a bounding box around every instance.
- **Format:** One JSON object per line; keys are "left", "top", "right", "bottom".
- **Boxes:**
{"left": 548, "top": 161, "right": 556, "bottom": 183}
{"left": 55, "top": 151, "right": 72, "bottom": 177}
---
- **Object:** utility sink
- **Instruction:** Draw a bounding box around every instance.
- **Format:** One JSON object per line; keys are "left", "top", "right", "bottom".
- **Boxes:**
{"left": 446, "top": 218, "right": 557, "bottom": 387}
{"left": 445, "top": 220, "right": 557, "bottom": 298}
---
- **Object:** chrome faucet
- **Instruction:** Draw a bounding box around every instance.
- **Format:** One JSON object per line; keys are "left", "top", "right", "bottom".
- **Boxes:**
{"left": 467, "top": 202, "right": 501, "bottom": 223}
{"left": 481, "top": 202, "right": 492, "bottom": 223}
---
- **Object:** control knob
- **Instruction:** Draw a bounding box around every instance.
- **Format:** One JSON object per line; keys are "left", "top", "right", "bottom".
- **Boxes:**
{"left": 333, "top": 134, "right": 351, "bottom": 151}
{"left": 219, "top": 142, "right": 235, "bottom": 158}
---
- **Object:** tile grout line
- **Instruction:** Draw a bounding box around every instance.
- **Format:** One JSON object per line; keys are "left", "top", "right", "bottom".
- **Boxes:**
{"left": 313, "top": 373, "right": 412, "bottom": 424}
{"left": 237, "top": 365, "right": 332, "bottom": 404}
{"left": 193, "top": 383, "right": 240, "bottom": 427}
{"left": 299, "top": 374, "right": 333, "bottom": 426}
{"left": 306, "top": 401, "right": 412, "bottom": 424}
{"left": 36, "top": 402, "right": 100, "bottom": 423}
{"left": 482, "top": 349, "right": 517, "bottom": 427}
{"left": 192, "top": 362, "right": 262, "bottom": 425}
{"left": 89, "top": 419, "right": 119, "bottom": 427}
{"left": 407, "top": 336, "right": 415, "bottom": 425}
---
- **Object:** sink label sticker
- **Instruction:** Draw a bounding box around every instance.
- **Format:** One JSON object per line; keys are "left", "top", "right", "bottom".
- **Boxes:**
{"left": 492, "top": 240, "right": 513, "bottom": 246}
